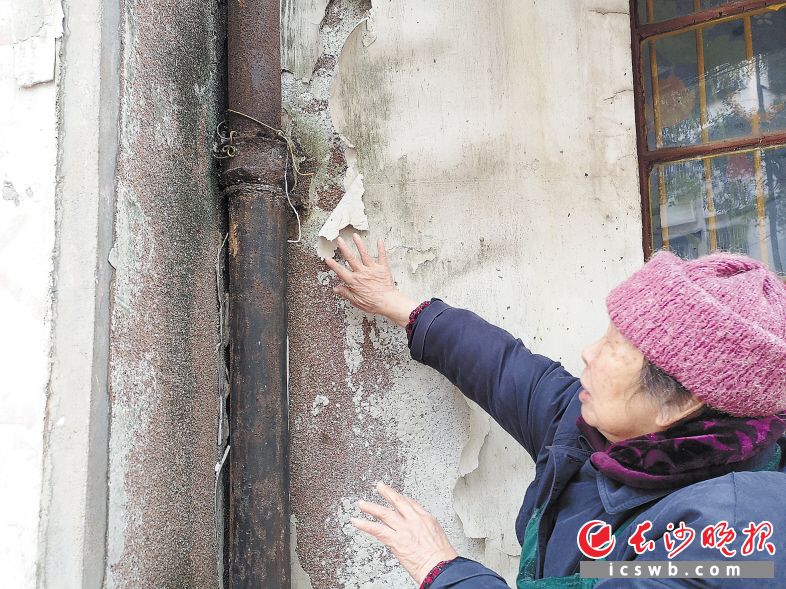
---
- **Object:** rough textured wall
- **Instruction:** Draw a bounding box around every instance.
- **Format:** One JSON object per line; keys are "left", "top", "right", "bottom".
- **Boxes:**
{"left": 283, "top": 1, "right": 643, "bottom": 587}
{"left": 0, "top": 0, "right": 61, "bottom": 585}
{"left": 104, "top": 0, "right": 225, "bottom": 586}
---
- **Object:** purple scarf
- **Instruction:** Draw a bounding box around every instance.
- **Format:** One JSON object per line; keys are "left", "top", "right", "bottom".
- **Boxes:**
{"left": 576, "top": 410, "right": 786, "bottom": 489}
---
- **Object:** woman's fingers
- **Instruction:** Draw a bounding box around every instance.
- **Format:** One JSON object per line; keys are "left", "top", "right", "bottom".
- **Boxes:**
{"left": 383, "top": 483, "right": 429, "bottom": 518}
{"left": 353, "top": 482, "right": 458, "bottom": 585}
{"left": 352, "top": 233, "right": 374, "bottom": 266}
{"left": 376, "top": 482, "right": 415, "bottom": 518}
{"left": 404, "top": 495, "right": 431, "bottom": 517}
{"left": 351, "top": 517, "right": 394, "bottom": 544}
{"left": 357, "top": 499, "right": 402, "bottom": 530}
{"left": 324, "top": 256, "right": 354, "bottom": 284}
{"left": 333, "top": 285, "right": 357, "bottom": 305}
{"left": 337, "top": 236, "right": 364, "bottom": 271}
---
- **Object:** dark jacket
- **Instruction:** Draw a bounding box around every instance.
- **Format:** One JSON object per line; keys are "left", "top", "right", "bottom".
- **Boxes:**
{"left": 410, "top": 299, "right": 786, "bottom": 588}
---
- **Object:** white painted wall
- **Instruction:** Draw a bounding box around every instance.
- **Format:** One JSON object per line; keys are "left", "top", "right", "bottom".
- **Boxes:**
{"left": 0, "top": 0, "right": 62, "bottom": 586}
{"left": 284, "top": 1, "right": 644, "bottom": 586}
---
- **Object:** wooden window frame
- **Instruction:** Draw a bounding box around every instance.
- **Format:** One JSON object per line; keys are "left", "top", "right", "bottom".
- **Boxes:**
{"left": 628, "top": 0, "right": 786, "bottom": 259}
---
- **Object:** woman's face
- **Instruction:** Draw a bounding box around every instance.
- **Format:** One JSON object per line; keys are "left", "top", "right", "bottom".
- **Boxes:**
{"left": 578, "top": 321, "right": 661, "bottom": 443}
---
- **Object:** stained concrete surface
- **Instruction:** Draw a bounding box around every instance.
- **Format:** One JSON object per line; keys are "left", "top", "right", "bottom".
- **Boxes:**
{"left": 104, "top": 0, "right": 226, "bottom": 587}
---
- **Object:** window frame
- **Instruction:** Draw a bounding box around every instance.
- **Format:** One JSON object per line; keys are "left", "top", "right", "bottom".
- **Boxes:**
{"left": 628, "top": 0, "right": 786, "bottom": 259}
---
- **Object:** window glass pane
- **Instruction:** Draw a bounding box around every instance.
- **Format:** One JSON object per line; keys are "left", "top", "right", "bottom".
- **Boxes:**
{"left": 710, "top": 151, "right": 759, "bottom": 254}
{"left": 649, "top": 145, "right": 786, "bottom": 274}
{"left": 703, "top": 19, "right": 750, "bottom": 142}
{"left": 644, "top": 31, "right": 702, "bottom": 148}
{"left": 752, "top": 10, "right": 786, "bottom": 135}
{"left": 762, "top": 146, "right": 786, "bottom": 273}
{"left": 643, "top": 5, "right": 786, "bottom": 150}
{"left": 649, "top": 159, "right": 709, "bottom": 257}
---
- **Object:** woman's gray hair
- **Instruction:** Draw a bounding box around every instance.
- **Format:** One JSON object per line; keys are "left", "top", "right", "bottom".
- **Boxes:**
{"left": 639, "top": 358, "right": 696, "bottom": 411}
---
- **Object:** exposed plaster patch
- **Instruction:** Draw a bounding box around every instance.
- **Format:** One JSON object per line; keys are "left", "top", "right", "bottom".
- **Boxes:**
{"left": 111, "top": 186, "right": 156, "bottom": 318}
{"left": 361, "top": 11, "right": 376, "bottom": 47}
{"left": 452, "top": 422, "right": 535, "bottom": 564}
{"left": 108, "top": 244, "right": 118, "bottom": 269}
{"left": 342, "top": 304, "right": 368, "bottom": 375}
{"left": 14, "top": 34, "right": 56, "bottom": 87}
{"left": 10, "top": 2, "right": 62, "bottom": 88}
{"left": 450, "top": 402, "right": 527, "bottom": 580}
{"left": 336, "top": 495, "right": 407, "bottom": 589}
{"left": 316, "top": 270, "right": 333, "bottom": 285}
{"left": 456, "top": 402, "right": 490, "bottom": 477}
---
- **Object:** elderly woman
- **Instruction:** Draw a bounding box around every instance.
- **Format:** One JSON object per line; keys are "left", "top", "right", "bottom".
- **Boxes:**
{"left": 324, "top": 234, "right": 786, "bottom": 588}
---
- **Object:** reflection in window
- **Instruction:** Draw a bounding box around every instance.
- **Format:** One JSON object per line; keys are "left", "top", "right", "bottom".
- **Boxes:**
{"left": 634, "top": 1, "right": 786, "bottom": 275}
{"left": 643, "top": 8, "right": 786, "bottom": 149}
{"left": 650, "top": 146, "right": 786, "bottom": 272}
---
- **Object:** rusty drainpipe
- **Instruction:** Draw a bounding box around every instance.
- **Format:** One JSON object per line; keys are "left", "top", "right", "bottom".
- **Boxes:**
{"left": 223, "top": 0, "right": 291, "bottom": 587}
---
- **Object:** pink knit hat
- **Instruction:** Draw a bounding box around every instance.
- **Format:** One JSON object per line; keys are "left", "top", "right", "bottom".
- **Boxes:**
{"left": 606, "top": 251, "right": 786, "bottom": 417}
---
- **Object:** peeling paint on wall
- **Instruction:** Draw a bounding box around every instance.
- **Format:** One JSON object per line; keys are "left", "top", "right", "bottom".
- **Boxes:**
{"left": 282, "top": 2, "right": 486, "bottom": 587}
{"left": 284, "top": 0, "right": 641, "bottom": 587}
{"left": 281, "top": 0, "right": 331, "bottom": 81}
{"left": 7, "top": 0, "right": 62, "bottom": 87}
{"left": 2, "top": 180, "right": 21, "bottom": 205}
{"left": 317, "top": 146, "right": 369, "bottom": 259}
{"left": 405, "top": 247, "right": 437, "bottom": 274}
{"left": 13, "top": 33, "right": 56, "bottom": 87}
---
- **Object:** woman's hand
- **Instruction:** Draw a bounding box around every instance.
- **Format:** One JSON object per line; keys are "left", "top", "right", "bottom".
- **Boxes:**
{"left": 325, "top": 234, "right": 420, "bottom": 327}
{"left": 352, "top": 482, "right": 458, "bottom": 585}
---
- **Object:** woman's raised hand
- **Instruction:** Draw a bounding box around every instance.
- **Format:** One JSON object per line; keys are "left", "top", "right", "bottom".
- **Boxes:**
{"left": 325, "top": 234, "right": 420, "bottom": 327}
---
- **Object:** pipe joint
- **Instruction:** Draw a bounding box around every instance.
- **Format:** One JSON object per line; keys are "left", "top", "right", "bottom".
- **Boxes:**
{"left": 221, "top": 134, "right": 292, "bottom": 190}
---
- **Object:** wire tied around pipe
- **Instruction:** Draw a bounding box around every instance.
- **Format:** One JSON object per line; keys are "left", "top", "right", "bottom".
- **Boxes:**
{"left": 215, "top": 109, "right": 307, "bottom": 243}
{"left": 225, "top": 108, "right": 312, "bottom": 191}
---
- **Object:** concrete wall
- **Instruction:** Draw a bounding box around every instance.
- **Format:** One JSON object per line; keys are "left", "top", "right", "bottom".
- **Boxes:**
{"left": 36, "top": 0, "right": 124, "bottom": 585}
{"left": 2, "top": 0, "right": 225, "bottom": 586}
{"left": 103, "top": 0, "right": 225, "bottom": 587}
{"left": 0, "top": 0, "right": 61, "bottom": 585}
{"left": 282, "top": 1, "right": 643, "bottom": 587}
